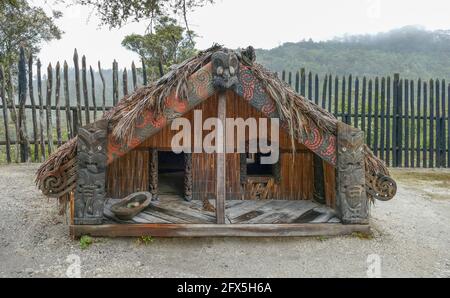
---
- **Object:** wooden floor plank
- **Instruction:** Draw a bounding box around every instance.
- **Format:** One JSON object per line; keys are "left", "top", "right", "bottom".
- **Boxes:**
{"left": 104, "top": 197, "right": 337, "bottom": 225}
{"left": 226, "top": 200, "right": 274, "bottom": 221}
{"left": 241, "top": 200, "right": 318, "bottom": 224}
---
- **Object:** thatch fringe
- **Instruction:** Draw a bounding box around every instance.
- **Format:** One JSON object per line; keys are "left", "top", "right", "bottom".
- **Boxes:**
{"left": 35, "top": 137, "right": 77, "bottom": 184}
{"left": 105, "top": 44, "right": 221, "bottom": 143}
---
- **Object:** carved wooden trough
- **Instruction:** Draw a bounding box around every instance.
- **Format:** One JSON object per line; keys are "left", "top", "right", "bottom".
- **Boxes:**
{"left": 35, "top": 45, "right": 397, "bottom": 238}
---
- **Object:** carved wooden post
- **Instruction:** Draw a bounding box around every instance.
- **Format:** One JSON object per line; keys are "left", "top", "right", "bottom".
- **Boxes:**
{"left": 313, "top": 155, "right": 326, "bottom": 204}
{"left": 184, "top": 153, "right": 193, "bottom": 201}
{"left": 149, "top": 148, "right": 158, "bottom": 199}
{"left": 211, "top": 49, "right": 240, "bottom": 224}
{"left": 336, "top": 122, "right": 369, "bottom": 224}
{"left": 74, "top": 119, "right": 108, "bottom": 225}
{"left": 216, "top": 92, "right": 226, "bottom": 224}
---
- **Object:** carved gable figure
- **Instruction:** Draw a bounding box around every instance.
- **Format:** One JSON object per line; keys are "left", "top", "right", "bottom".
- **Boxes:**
{"left": 74, "top": 119, "right": 108, "bottom": 225}
{"left": 211, "top": 50, "right": 240, "bottom": 91}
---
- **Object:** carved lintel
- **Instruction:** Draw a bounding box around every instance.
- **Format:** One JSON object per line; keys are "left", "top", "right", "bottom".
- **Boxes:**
{"left": 184, "top": 153, "right": 193, "bottom": 202}
{"left": 211, "top": 50, "right": 240, "bottom": 91}
{"left": 74, "top": 119, "right": 108, "bottom": 225}
{"left": 336, "top": 122, "right": 369, "bottom": 224}
{"left": 149, "top": 148, "right": 158, "bottom": 200}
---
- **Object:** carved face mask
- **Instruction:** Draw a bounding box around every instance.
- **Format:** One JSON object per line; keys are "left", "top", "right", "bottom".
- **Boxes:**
{"left": 211, "top": 50, "right": 240, "bottom": 91}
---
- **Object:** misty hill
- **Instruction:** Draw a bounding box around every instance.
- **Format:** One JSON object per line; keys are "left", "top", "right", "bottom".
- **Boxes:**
{"left": 255, "top": 26, "right": 450, "bottom": 79}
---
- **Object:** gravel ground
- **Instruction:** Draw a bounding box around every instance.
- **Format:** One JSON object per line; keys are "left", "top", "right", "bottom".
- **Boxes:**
{"left": 0, "top": 164, "right": 449, "bottom": 278}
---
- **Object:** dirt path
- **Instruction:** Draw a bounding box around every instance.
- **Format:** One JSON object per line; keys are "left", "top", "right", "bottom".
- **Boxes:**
{"left": 0, "top": 164, "right": 449, "bottom": 277}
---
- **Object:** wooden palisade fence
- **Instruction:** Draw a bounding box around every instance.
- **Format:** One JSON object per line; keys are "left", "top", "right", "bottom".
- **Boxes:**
{"left": 279, "top": 69, "right": 449, "bottom": 168}
{"left": 0, "top": 47, "right": 448, "bottom": 168}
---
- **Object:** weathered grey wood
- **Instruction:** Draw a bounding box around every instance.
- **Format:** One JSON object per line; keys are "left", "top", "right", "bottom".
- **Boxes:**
{"left": 27, "top": 54, "right": 38, "bottom": 161}
{"left": 18, "top": 47, "right": 30, "bottom": 162}
{"left": 245, "top": 200, "right": 317, "bottom": 224}
{"left": 148, "top": 202, "right": 215, "bottom": 224}
{"left": 149, "top": 148, "right": 158, "bottom": 199}
{"left": 131, "top": 61, "right": 137, "bottom": 90}
{"left": 45, "top": 64, "right": 54, "bottom": 155}
{"left": 55, "top": 62, "right": 62, "bottom": 147}
{"left": 122, "top": 68, "right": 128, "bottom": 96}
{"left": 184, "top": 153, "right": 193, "bottom": 201}
{"left": 98, "top": 62, "right": 106, "bottom": 113}
{"left": 216, "top": 92, "right": 226, "bottom": 224}
{"left": 36, "top": 60, "right": 45, "bottom": 161}
{"left": 73, "top": 49, "right": 82, "bottom": 126}
{"left": 63, "top": 61, "right": 72, "bottom": 139}
{"left": 0, "top": 66, "right": 11, "bottom": 163}
{"left": 313, "top": 155, "right": 325, "bottom": 204}
{"left": 142, "top": 59, "right": 148, "bottom": 85}
{"left": 74, "top": 119, "right": 108, "bottom": 225}
{"left": 6, "top": 67, "right": 20, "bottom": 163}
{"left": 81, "top": 56, "right": 90, "bottom": 124}
{"left": 226, "top": 200, "right": 272, "bottom": 220}
{"left": 112, "top": 60, "right": 119, "bottom": 105}
{"left": 336, "top": 122, "right": 369, "bottom": 224}
{"left": 90, "top": 66, "right": 97, "bottom": 120}
{"left": 70, "top": 223, "right": 370, "bottom": 238}
{"left": 104, "top": 199, "right": 169, "bottom": 224}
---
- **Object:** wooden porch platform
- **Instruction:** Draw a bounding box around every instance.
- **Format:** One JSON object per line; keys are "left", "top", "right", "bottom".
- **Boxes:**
{"left": 103, "top": 195, "right": 340, "bottom": 224}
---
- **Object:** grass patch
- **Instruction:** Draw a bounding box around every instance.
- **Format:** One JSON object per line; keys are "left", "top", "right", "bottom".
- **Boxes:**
{"left": 315, "top": 236, "right": 328, "bottom": 242}
{"left": 351, "top": 231, "right": 373, "bottom": 240}
{"left": 79, "top": 235, "right": 93, "bottom": 250}
{"left": 136, "top": 235, "right": 154, "bottom": 245}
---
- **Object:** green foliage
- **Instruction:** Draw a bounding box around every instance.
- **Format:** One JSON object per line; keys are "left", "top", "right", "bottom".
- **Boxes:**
{"left": 122, "top": 17, "right": 197, "bottom": 79}
{"left": 0, "top": 0, "right": 63, "bottom": 69}
{"left": 79, "top": 235, "right": 93, "bottom": 249}
{"left": 136, "top": 235, "right": 154, "bottom": 245}
{"left": 77, "top": 0, "right": 214, "bottom": 30}
{"left": 351, "top": 231, "right": 373, "bottom": 240}
{"left": 256, "top": 26, "right": 450, "bottom": 79}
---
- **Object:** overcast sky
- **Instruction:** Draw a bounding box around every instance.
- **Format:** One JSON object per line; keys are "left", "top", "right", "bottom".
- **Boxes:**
{"left": 34, "top": 0, "right": 450, "bottom": 68}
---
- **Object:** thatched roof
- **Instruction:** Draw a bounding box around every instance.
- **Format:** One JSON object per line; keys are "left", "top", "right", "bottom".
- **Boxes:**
{"left": 35, "top": 45, "right": 395, "bottom": 202}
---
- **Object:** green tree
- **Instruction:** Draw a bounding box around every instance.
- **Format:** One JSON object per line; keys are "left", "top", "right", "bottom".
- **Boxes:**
{"left": 122, "top": 17, "right": 196, "bottom": 78}
{"left": 0, "top": 0, "right": 63, "bottom": 68}
{"left": 77, "top": 0, "right": 213, "bottom": 38}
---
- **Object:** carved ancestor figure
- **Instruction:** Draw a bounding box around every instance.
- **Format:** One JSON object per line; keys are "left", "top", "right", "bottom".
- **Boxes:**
{"left": 74, "top": 119, "right": 108, "bottom": 225}
{"left": 184, "top": 153, "right": 193, "bottom": 202}
{"left": 211, "top": 50, "right": 240, "bottom": 91}
{"left": 336, "top": 122, "right": 369, "bottom": 224}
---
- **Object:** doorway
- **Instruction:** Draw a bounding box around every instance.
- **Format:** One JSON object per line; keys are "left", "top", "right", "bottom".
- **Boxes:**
{"left": 158, "top": 151, "right": 185, "bottom": 196}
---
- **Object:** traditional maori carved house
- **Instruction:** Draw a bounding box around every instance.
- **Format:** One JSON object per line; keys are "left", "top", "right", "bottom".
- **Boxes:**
{"left": 35, "top": 45, "right": 397, "bottom": 237}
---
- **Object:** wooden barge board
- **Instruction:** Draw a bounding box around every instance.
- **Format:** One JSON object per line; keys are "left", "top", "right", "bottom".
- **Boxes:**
{"left": 103, "top": 196, "right": 340, "bottom": 225}
{"left": 70, "top": 223, "right": 370, "bottom": 238}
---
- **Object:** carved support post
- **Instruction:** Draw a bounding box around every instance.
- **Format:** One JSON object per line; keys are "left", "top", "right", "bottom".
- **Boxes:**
{"left": 184, "top": 153, "right": 193, "bottom": 202}
{"left": 149, "top": 148, "right": 158, "bottom": 200}
{"left": 239, "top": 153, "right": 247, "bottom": 185}
{"left": 336, "top": 122, "right": 369, "bottom": 224}
{"left": 313, "top": 154, "right": 326, "bottom": 204}
{"left": 74, "top": 119, "right": 108, "bottom": 225}
{"left": 216, "top": 92, "right": 226, "bottom": 224}
{"left": 211, "top": 49, "right": 240, "bottom": 224}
